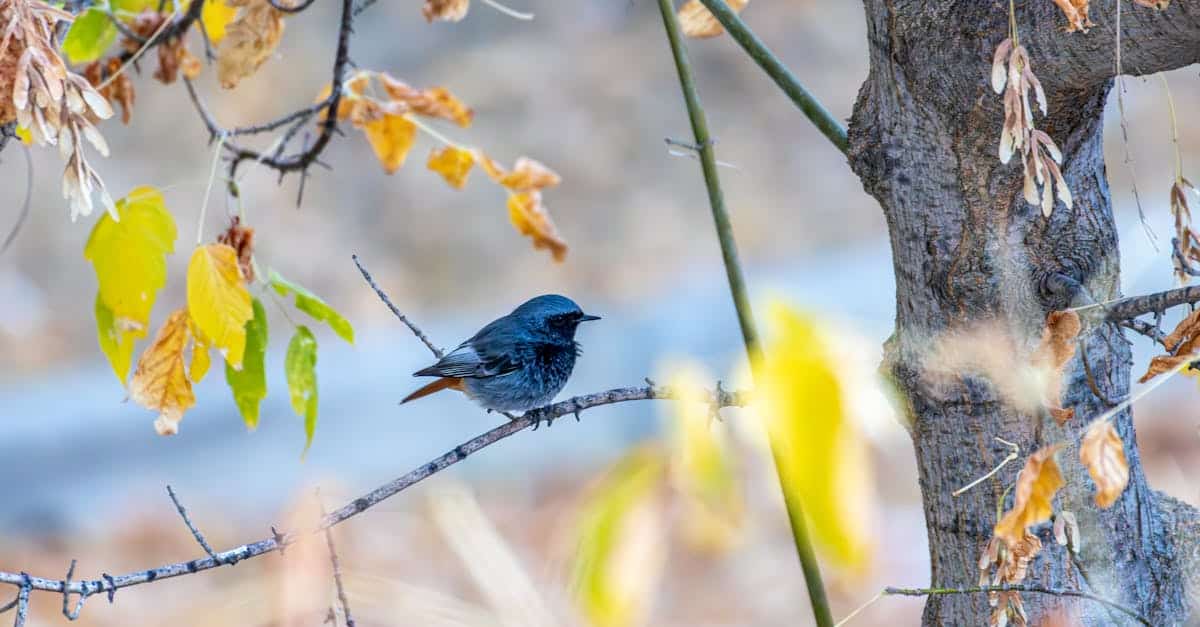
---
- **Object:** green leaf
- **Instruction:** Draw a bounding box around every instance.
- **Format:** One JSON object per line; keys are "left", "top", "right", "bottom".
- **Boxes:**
{"left": 225, "top": 298, "right": 269, "bottom": 429}
{"left": 286, "top": 326, "right": 318, "bottom": 453}
{"left": 62, "top": 8, "right": 119, "bottom": 65}
{"left": 269, "top": 270, "right": 354, "bottom": 344}
{"left": 94, "top": 294, "right": 136, "bottom": 384}
{"left": 85, "top": 186, "right": 177, "bottom": 383}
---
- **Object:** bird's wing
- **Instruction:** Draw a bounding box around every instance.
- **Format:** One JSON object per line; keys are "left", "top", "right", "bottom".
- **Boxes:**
{"left": 413, "top": 319, "right": 522, "bottom": 379}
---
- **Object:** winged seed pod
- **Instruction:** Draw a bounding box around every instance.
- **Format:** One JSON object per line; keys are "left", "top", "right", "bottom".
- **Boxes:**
{"left": 1171, "top": 178, "right": 1200, "bottom": 281}
{"left": 991, "top": 37, "right": 1070, "bottom": 217}
{"left": 0, "top": 0, "right": 116, "bottom": 221}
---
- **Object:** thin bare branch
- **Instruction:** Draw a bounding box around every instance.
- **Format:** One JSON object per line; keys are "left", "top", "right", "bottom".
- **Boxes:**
{"left": 0, "top": 381, "right": 746, "bottom": 599}
{"left": 318, "top": 494, "right": 356, "bottom": 627}
{"left": 12, "top": 575, "right": 29, "bottom": 627}
{"left": 60, "top": 561, "right": 87, "bottom": 621}
{"left": 882, "top": 585, "right": 1148, "bottom": 626}
{"left": 352, "top": 254, "right": 443, "bottom": 358}
{"left": 166, "top": 485, "right": 222, "bottom": 563}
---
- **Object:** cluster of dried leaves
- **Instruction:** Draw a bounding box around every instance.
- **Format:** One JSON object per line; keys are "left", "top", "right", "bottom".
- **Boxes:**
{"left": 1138, "top": 306, "right": 1200, "bottom": 382}
{"left": 0, "top": 0, "right": 116, "bottom": 220}
{"left": 677, "top": 0, "right": 747, "bottom": 38}
{"left": 1051, "top": 0, "right": 1172, "bottom": 32}
{"left": 991, "top": 38, "right": 1071, "bottom": 217}
{"left": 318, "top": 70, "right": 568, "bottom": 260}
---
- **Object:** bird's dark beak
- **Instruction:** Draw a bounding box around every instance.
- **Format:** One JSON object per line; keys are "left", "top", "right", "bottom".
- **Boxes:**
{"left": 579, "top": 313, "right": 601, "bottom": 322}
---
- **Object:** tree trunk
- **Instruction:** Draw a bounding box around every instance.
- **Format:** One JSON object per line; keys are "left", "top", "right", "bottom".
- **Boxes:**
{"left": 847, "top": 1, "right": 1200, "bottom": 624}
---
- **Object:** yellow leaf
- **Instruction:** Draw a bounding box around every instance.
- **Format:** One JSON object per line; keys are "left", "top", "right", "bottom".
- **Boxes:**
{"left": 201, "top": 0, "right": 239, "bottom": 44}
{"left": 85, "top": 186, "right": 177, "bottom": 382}
{"left": 678, "top": 0, "right": 748, "bottom": 39}
{"left": 422, "top": 0, "right": 468, "bottom": 22}
{"left": 994, "top": 444, "right": 1064, "bottom": 546}
{"left": 379, "top": 74, "right": 473, "bottom": 127}
{"left": 129, "top": 309, "right": 196, "bottom": 436}
{"left": 362, "top": 113, "right": 417, "bottom": 174}
{"left": 482, "top": 154, "right": 561, "bottom": 191}
{"left": 507, "top": 191, "right": 568, "bottom": 262}
{"left": 1080, "top": 422, "right": 1129, "bottom": 508}
{"left": 664, "top": 364, "right": 743, "bottom": 553}
{"left": 15, "top": 126, "right": 31, "bottom": 144}
{"left": 571, "top": 446, "right": 667, "bottom": 627}
{"left": 187, "top": 243, "right": 253, "bottom": 369}
{"left": 759, "top": 304, "right": 875, "bottom": 569}
{"left": 216, "top": 0, "right": 284, "bottom": 89}
{"left": 190, "top": 332, "right": 212, "bottom": 383}
{"left": 427, "top": 145, "right": 475, "bottom": 189}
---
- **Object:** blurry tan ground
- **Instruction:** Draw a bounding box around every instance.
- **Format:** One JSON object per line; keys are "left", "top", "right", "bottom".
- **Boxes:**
{"left": 1, "top": 1, "right": 1199, "bottom": 626}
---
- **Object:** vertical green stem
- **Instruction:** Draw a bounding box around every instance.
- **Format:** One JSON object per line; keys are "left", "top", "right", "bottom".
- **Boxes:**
{"left": 655, "top": 2, "right": 834, "bottom": 626}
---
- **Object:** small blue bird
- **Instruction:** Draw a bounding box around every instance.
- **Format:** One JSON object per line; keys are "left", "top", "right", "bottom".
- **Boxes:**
{"left": 401, "top": 295, "right": 601, "bottom": 412}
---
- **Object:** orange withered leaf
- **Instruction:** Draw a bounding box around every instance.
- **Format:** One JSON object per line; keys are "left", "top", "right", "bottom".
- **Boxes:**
{"left": 1051, "top": 0, "right": 1093, "bottom": 32}
{"left": 1139, "top": 307, "right": 1200, "bottom": 382}
{"left": 482, "top": 155, "right": 561, "bottom": 191}
{"left": 427, "top": 146, "right": 475, "bottom": 189}
{"left": 993, "top": 444, "right": 1064, "bottom": 546}
{"left": 422, "top": 0, "right": 469, "bottom": 22}
{"left": 507, "top": 191, "right": 567, "bottom": 262}
{"left": 129, "top": 309, "right": 196, "bottom": 436}
{"left": 677, "top": 0, "right": 748, "bottom": 39}
{"left": 362, "top": 113, "right": 417, "bottom": 174}
{"left": 1032, "top": 310, "right": 1080, "bottom": 424}
{"left": 1080, "top": 421, "right": 1129, "bottom": 508}
{"left": 380, "top": 74, "right": 473, "bottom": 127}
{"left": 1132, "top": 0, "right": 1170, "bottom": 7}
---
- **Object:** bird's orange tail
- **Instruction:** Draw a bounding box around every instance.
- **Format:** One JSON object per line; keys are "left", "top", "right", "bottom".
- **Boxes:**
{"left": 401, "top": 377, "right": 464, "bottom": 404}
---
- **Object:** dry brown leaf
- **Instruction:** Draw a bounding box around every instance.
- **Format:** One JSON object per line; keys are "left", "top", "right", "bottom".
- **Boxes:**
{"left": 1032, "top": 310, "right": 1080, "bottom": 424}
{"left": 1132, "top": 0, "right": 1170, "bottom": 8}
{"left": 1080, "top": 421, "right": 1129, "bottom": 508}
{"left": 84, "top": 59, "right": 135, "bottom": 125}
{"left": 427, "top": 146, "right": 475, "bottom": 189}
{"left": 1051, "top": 0, "right": 1093, "bottom": 32}
{"left": 217, "top": 0, "right": 285, "bottom": 89}
{"left": 508, "top": 191, "right": 568, "bottom": 262}
{"left": 422, "top": 0, "right": 469, "bottom": 22}
{"left": 677, "top": 0, "right": 748, "bottom": 39}
{"left": 129, "top": 309, "right": 196, "bottom": 436}
{"left": 1139, "top": 307, "right": 1200, "bottom": 382}
{"left": 379, "top": 74, "right": 473, "bottom": 127}
{"left": 216, "top": 216, "right": 256, "bottom": 284}
{"left": 978, "top": 529, "right": 1041, "bottom": 627}
{"left": 993, "top": 444, "right": 1064, "bottom": 546}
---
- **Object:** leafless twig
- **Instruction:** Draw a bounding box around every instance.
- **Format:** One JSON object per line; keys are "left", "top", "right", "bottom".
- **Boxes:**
{"left": 352, "top": 254, "right": 443, "bottom": 358}
{"left": 12, "top": 574, "right": 29, "bottom": 627}
{"left": 318, "top": 493, "right": 356, "bottom": 627}
{"left": 881, "top": 585, "right": 1148, "bottom": 626}
{"left": 166, "top": 485, "right": 223, "bottom": 563}
{"left": 60, "top": 560, "right": 87, "bottom": 620}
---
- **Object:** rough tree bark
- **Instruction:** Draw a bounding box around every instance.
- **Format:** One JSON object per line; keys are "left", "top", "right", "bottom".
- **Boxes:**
{"left": 847, "top": 1, "right": 1200, "bottom": 624}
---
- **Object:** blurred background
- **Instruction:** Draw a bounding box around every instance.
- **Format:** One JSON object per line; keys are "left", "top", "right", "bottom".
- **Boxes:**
{"left": 0, "top": 1, "right": 1198, "bottom": 624}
